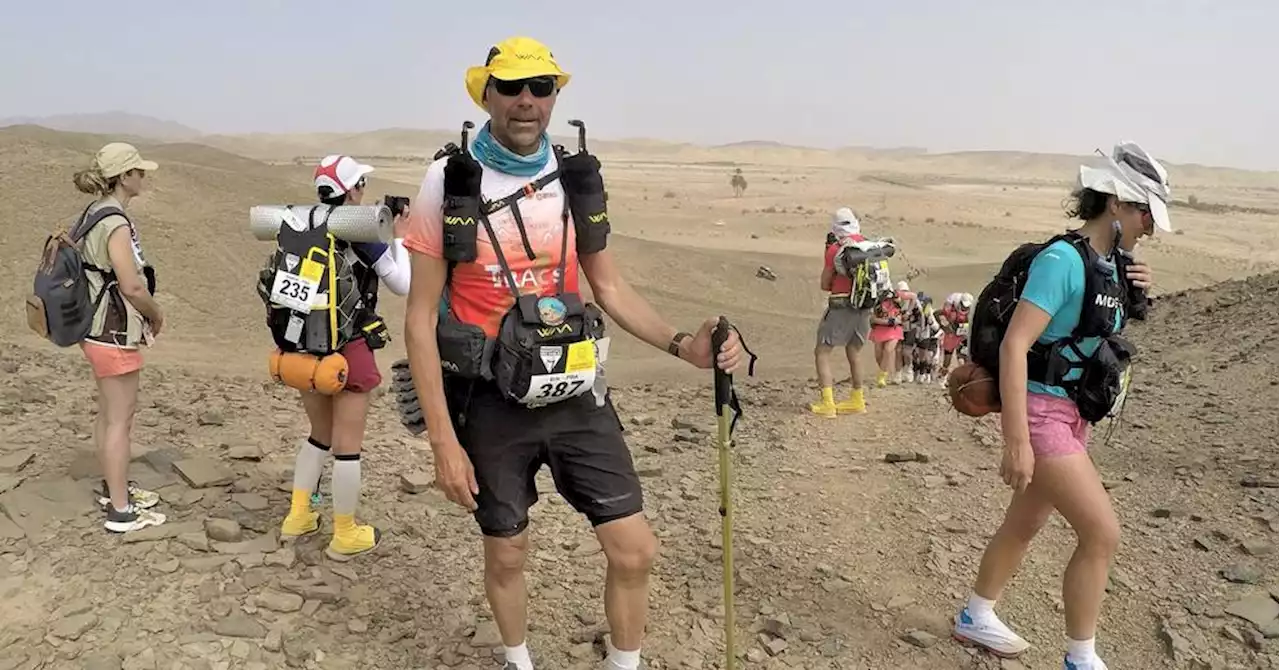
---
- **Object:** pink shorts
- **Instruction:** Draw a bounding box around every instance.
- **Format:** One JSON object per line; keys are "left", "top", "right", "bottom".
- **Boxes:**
{"left": 81, "top": 341, "right": 143, "bottom": 379}
{"left": 1026, "top": 393, "right": 1090, "bottom": 458}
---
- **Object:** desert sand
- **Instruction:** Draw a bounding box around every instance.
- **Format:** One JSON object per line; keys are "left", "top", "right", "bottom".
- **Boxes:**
{"left": 0, "top": 122, "right": 1276, "bottom": 669}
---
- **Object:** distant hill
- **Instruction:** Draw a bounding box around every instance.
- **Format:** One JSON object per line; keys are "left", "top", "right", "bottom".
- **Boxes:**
{"left": 0, "top": 111, "right": 202, "bottom": 142}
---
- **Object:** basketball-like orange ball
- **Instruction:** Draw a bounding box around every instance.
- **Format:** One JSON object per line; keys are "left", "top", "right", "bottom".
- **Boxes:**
{"left": 947, "top": 362, "right": 1001, "bottom": 417}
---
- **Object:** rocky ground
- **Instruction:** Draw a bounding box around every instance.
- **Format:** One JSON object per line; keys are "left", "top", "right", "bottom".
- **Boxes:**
{"left": 0, "top": 274, "right": 1276, "bottom": 670}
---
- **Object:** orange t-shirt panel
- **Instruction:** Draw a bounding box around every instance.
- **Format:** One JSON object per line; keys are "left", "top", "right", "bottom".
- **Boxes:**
{"left": 403, "top": 156, "right": 579, "bottom": 338}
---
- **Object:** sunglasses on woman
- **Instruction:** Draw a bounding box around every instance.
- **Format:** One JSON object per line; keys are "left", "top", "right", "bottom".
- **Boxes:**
{"left": 490, "top": 76, "right": 557, "bottom": 98}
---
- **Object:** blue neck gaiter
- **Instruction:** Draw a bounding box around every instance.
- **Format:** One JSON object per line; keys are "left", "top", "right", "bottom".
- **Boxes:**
{"left": 471, "top": 121, "right": 550, "bottom": 177}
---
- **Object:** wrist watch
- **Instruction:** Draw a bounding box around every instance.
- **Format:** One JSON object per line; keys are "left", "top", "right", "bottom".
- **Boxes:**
{"left": 668, "top": 331, "right": 693, "bottom": 357}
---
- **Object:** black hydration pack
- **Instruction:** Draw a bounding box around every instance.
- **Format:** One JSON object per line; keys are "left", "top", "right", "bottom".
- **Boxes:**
{"left": 432, "top": 139, "right": 611, "bottom": 408}
{"left": 27, "top": 204, "right": 126, "bottom": 347}
{"left": 256, "top": 206, "right": 384, "bottom": 356}
{"left": 968, "top": 230, "right": 1137, "bottom": 423}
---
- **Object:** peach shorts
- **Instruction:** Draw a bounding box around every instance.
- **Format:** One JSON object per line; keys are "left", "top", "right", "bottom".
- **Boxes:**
{"left": 81, "top": 341, "right": 144, "bottom": 379}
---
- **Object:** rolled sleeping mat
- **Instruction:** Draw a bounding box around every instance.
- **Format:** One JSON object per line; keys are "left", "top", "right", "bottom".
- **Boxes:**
{"left": 249, "top": 204, "right": 394, "bottom": 244}
{"left": 389, "top": 359, "right": 426, "bottom": 436}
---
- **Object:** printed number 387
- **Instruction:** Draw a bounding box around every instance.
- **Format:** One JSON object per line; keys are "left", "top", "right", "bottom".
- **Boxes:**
{"left": 536, "top": 379, "right": 585, "bottom": 400}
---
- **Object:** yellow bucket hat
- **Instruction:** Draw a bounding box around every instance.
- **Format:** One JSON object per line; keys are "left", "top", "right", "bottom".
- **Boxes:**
{"left": 465, "top": 36, "right": 571, "bottom": 110}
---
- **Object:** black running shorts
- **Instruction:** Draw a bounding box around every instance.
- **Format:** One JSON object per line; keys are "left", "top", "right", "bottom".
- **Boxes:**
{"left": 446, "top": 378, "right": 644, "bottom": 538}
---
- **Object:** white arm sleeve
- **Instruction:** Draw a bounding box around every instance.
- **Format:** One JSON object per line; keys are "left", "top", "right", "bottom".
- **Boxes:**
{"left": 372, "top": 238, "right": 411, "bottom": 296}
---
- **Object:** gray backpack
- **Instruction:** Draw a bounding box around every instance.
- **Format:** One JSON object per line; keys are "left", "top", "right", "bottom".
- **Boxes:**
{"left": 25, "top": 203, "right": 125, "bottom": 347}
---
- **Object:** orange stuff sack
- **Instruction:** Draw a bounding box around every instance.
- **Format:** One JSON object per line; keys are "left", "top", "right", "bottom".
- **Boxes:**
{"left": 269, "top": 349, "right": 348, "bottom": 395}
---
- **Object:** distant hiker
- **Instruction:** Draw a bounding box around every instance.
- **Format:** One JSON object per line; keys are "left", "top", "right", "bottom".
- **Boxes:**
{"left": 909, "top": 292, "right": 942, "bottom": 383}
{"left": 937, "top": 291, "right": 973, "bottom": 376}
{"left": 70, "top": 143, "right": 167, "bottom": 533}
{"left": 894, "top": 280, "right": 917, "bottom": 383}
{"left": 400, "top": 36, "right": 749, "bottom": 670}
{"left": 809, "top": 207, "right": 872, "bottom": 416}
{"left": 868, "top": 283, "right": 906, "bottom": 387}
{"left": 274, "top": 155, "right": 412, "bottom": 561}
{"left": 951, "top": 141, "right": 1170, "bottom": 670}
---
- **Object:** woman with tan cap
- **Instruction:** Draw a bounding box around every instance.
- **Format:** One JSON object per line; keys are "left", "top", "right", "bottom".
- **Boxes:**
{"left": 72, "top": 142, "right": 166, "bottom": 533}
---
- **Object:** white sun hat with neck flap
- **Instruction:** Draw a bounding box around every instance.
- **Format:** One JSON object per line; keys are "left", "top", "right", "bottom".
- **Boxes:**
{"left": 1077, "top": 140, "right": 1173, "bottom": 233}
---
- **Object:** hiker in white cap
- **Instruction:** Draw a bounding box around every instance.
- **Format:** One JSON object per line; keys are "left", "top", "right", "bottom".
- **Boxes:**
{"left": 810, "top": 206, "right": 873, "bottom": 416}
{"left": 952, "top": 140, "right": 1167, "bottom": 670}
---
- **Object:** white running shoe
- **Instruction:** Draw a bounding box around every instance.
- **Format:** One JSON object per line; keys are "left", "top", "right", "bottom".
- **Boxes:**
{"left": 1064, "top": 655, "right": 1108, "bottom": 670}
{"left": 952, "top": 607, "right": 1031, "bottom": 658}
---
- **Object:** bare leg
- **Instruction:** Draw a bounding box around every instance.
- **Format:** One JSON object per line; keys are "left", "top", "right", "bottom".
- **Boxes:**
{"left": 595, "top": 514, "right": 659, "bottom": 651}
{"left": 1033, "top": 454, "right": 1121, "bottom": 640}
{"left": 973, "top": 485, "right": 1055, "bottom": 600}
{"left": 484, "top": 533, "right": 531, "bottom": 647}
{"left": 844, "top": 342, "right": 862, "bottom": 389}
{"left": 813, "top": 344, "right": 835, "bottom": 389}
{"left": 96, "top": 372, "right": 140, "bottom": 510}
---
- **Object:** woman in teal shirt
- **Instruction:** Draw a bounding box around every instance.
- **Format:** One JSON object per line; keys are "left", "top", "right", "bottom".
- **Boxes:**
{"left": 952, "top": 142, "right": 1172, "bottom": 670}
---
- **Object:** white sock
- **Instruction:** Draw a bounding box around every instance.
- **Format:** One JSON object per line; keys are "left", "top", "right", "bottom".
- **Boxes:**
{"left": 331, "top": 454, "right": 361, "bottom": 516}
{"left": 605, "top": 638, "right": 641, "bottom": 670}
{"left": 504, "top": 642, "right": 533, "bottom": 670}
{"left": 966, "top": 594, "right": 997, "bottom": 623}
{"left": 292, "top": 437, "right": 330, "bottom": 493}
{"left": 1066, "top": 637, "right": 1096, "bottom": 663}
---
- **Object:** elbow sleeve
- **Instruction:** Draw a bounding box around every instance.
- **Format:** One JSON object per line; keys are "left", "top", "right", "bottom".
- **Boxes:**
{"left": 374, "top": 239, "right": 411, "bottom": 296}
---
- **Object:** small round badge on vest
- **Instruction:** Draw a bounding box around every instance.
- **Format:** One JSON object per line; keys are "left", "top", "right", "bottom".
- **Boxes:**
{"left": 537, "top": 297, "right": 567, "bottom": 326}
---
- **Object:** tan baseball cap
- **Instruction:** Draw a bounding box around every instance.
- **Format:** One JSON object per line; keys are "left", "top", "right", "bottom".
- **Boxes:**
{"left": 95, "top": 142, "right": 159, "bottom": 178}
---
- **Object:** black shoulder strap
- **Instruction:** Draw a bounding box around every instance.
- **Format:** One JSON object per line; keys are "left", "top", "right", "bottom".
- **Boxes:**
{"left": 71, "top": 205, "right": 129, "bottom": 243}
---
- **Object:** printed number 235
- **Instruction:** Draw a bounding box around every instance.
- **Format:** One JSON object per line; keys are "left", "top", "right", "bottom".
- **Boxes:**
{"left": 280, "top": 279, "right": 311, "bottom": 301}
{"left": 537, "top": 379, "right": 584, "bottom": 399}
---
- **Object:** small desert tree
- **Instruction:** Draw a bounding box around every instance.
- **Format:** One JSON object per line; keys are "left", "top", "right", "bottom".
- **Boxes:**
{"left": 730, "top": 168, "right": 748, "bottom": 197}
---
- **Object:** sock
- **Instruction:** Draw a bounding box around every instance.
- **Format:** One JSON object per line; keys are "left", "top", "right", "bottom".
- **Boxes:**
{"left": 504, "top": 642, "right": 533, "bottom": 670}
{"left": 819, "top": 386, "right": 834, "bottom": 405}
{"left": 332, "top": 453, "right": 362, "bottom": 520}
{"left": 851, "top": 387, "right": 864, "bottom": 401}
{"left": 605, "top": 638, "right": 641, "bottom": 670}
{"left": 289, "top": 437, "right": 329, "bottom": 516}
{"left": 1066, "top": 637, "right": 1096, "bottom": 663}
{"left": 966, "top": 594, "right": 997, "bottom": 623}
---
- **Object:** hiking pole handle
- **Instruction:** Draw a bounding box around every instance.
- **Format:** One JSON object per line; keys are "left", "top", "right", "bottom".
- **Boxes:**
{"left": 712, "top": 316, "right": 732, "bottom": 416}
{"left": 568, "top": 119, "right": 587, "bottom": 153}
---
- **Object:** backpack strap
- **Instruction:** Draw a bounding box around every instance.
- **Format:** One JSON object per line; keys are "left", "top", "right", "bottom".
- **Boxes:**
{"left": 71, "top": 205, "right": 129, "bottom": 244}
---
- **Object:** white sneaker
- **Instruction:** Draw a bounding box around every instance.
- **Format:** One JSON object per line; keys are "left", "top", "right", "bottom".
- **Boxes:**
{"left": 1065, "top": 655, "right": 1108, "bottom": 670}
{"left": 952, "top": 607, "right": 1031, "bottom": 658}
{"left": 104, "top": 504, "right": 167, "bottom": 533}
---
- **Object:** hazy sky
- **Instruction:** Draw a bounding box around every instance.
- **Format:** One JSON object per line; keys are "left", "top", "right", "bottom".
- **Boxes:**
{"left": 5, "top": 0, "right": 1277, "bottom": 170}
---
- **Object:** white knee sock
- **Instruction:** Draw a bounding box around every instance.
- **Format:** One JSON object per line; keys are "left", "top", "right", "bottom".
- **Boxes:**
{"left": 331, "top": 453, "right": 361, "bottom": 516}
{"left": 291, "top": 437, "right": 329, "bottom": 494}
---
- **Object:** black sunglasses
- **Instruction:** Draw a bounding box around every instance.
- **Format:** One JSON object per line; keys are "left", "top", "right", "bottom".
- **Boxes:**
{"left": 490, "top": 76, "right": 557, "bottom": 98}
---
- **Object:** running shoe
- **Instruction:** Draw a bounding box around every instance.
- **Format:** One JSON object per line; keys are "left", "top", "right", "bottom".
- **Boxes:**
{"left": 952, "top": 606, "right": 1031, "bottom": 658}
{"left": 96, "top": 480, "right": 160, "bottom": 510}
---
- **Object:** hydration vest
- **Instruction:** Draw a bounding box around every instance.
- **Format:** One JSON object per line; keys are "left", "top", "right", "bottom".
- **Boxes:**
{"left": 432, "top": 142, "right": 610, "bottom": 409}
{"left": 967, "top": 230, "right": 1135, "bottom": 423}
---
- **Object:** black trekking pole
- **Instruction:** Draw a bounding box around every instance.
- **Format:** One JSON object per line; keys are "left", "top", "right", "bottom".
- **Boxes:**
{"left": 712, "top": 316, "right": 737, "bottom": 670}
{"left": 568, "top": 119, "right": 587, "bottom": 153}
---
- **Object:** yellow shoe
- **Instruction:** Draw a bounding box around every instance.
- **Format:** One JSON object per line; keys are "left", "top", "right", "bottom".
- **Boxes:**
{"left": 281, "top": 510, "right": 319, "bottom": 538}
{"left": 326, "top": 515, "right": 382, "bottom": 562}
{"left": 876, "top": 372, "right": 888, "bottom": 388}
{"left": 809, "top": 400, "right": 837, "bottom": 418}
{"left": 281, "top": 489, "right": 320, "bottom": 537}
{"left": 836, "top": 389, "right": 867, "bottom": 414}
{"left": 808, "top": 386, "right": 838, "bottom": 418}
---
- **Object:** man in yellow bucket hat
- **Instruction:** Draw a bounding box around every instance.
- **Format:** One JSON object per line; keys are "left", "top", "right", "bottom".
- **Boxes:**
{"left": 402, "top": 35, "right": 750, "bottom": 670}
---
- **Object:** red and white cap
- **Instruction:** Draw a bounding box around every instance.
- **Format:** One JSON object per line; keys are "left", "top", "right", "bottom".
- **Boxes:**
{"left": 314, "top": 154, "right": 374, "bottom": 198}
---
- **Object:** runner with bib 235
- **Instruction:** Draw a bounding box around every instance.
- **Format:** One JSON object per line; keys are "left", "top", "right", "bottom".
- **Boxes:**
{"left": 401, "top": 37, "right": 751, "bottom": 670}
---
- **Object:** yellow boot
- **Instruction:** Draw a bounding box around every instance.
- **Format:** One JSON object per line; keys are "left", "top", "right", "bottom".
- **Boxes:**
{"left": 876, "top": 371, "right": 888, "bottom": 388}
{"left": 326, "top": 514, "right": 381, "bottom": 562}
{"left": 808, "top": 387, "right": 837, "bottom": 418}
{"left": 836, "top": 388, "right": 867, "bottom": 414}
{"left": 280, "top": 489, "right": 319, "bottom": 538}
